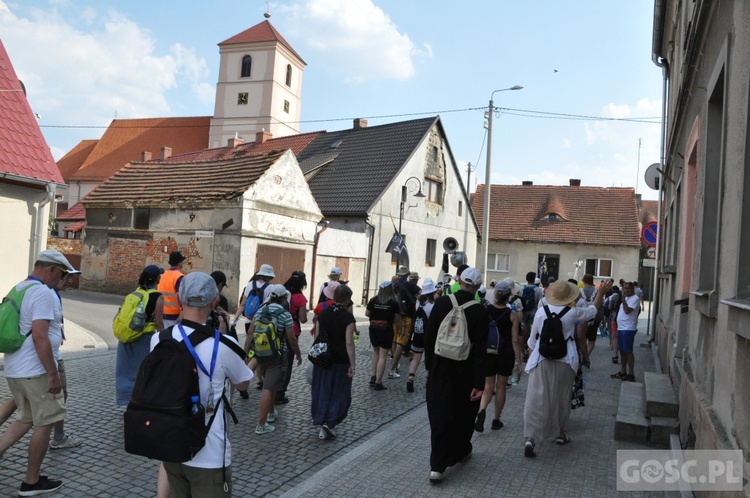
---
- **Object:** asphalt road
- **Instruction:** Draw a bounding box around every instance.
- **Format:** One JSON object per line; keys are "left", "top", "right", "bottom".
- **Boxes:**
{"left": 61, "top": 288, "right": 125, "bottom": 349}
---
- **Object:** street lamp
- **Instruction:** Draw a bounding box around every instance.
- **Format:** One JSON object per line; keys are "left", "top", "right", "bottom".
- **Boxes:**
{"left": 399, "top": 176, "right": 426, "bottom": 235}
{"left": 482, "top": 85, "right": 523, "bottom": 282}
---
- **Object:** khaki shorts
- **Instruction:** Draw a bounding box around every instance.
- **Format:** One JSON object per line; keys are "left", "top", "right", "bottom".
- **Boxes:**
{"left": 258, "top": 354, "right": 286, "bottom": 392}
{"left": 163, "top": 462, "right": 232, "bottom": 497}
{"left": 393, "top": 316, "right": 412, "bottom": 347}
{"left": 6, "top": 374, "right": 66, "bottom": 426}
{"left": 57, "top": 359, "right": 68, "bottom": 392}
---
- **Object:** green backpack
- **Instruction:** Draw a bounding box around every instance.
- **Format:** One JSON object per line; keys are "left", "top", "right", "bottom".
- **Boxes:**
{"left": 0, "top": 282, "right": 42, "bottom": 353}
{"left": 251, "top": 305, "right": 284, "bottom": 359}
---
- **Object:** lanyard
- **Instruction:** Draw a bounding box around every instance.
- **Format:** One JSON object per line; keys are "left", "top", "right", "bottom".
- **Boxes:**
{"left": 177, "top": 323, "right": 219, "bottom": 381}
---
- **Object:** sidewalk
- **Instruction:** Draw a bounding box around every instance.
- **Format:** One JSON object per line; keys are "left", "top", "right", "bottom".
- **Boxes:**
{"left": 0, "top": 305, "right": 663, "bottom": 497}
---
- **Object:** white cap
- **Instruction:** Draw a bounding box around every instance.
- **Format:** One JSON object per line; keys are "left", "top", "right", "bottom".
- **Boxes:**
{"left": 37, "top": 249, "right": 81, "bottom": 275}
{"left": 460, "top": 267, "right": 482, "bottom": 286}
{"left": 265, "top": 284, "right": 290, "bottom": 302}
{"left": 534, "top": 277, "right": 541, "bottom": 285}
{"left": 329, "top": 267, "right": 342, "bottom": 276}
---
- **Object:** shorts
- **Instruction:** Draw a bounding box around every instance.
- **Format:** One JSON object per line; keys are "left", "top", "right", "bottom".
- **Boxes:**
{"left": 617, "top": 329, "right": 637, "bottom": 353}
{"left": 585, "top": 323, "right": 599, "bottom": 341}
{"left": 369, "top": 328, "right": 394, "bottom": 350}
{"left": 258, "top": 353, "right": 286, "bottom": 392}
{"left": 163, "top": 462, "right": 232, "bottom": 497}
{"left": 393, "top": 316, "right": 412, "bottom": 347}
{"left": 6, "top": 374, "right": 66, "bottom": 426}
{"left": 410, "top": 332, "right": 425, "bottom": 354}
{"left": 485, "top": 350, "right": 515, "bottom": 377}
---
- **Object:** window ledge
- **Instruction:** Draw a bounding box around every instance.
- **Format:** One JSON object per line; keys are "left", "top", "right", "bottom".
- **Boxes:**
{"left": 723, "top": 298, "right": 750, "bottom": 340}
{"left": 691, "top": 289, "right": 717, "bottom": 318}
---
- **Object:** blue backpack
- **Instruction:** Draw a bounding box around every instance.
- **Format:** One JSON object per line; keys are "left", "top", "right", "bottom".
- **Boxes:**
{"left": 521, "top": 285, "right": 537, "bottom": 312}
{"left": 243, "top": 281, "right": 269, "bottom": 318}
{"left": 486, "top": 308, "right": 512, "bottom": 354}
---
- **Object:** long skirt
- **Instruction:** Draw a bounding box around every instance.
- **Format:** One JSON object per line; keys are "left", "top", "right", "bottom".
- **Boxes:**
{"left": 115, "top": 333, "right": 152, "bottom": 406}
{"left": 523, "top": 359, "right": 576, "bottom": 441}
{"left": 311, "top": 363, "right": 352, "bottom": 429}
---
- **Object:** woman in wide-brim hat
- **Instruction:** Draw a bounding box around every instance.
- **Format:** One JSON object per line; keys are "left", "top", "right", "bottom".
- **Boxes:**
{"left": 522, "top": 279, "right": 612, "bottom": 458}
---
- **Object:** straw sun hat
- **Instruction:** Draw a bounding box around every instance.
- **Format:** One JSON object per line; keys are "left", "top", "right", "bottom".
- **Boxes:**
{"left": 545, "top": 280, "right": 581, "bottom": 306}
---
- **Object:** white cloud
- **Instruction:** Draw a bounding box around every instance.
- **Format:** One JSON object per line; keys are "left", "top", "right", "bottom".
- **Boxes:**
{"left": 281, "top": 0, "right": 427, "bottom": 83}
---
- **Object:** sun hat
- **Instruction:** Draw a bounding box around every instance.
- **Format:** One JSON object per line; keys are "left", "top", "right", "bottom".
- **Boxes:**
{"left": 503, "top": 277, "right": 522, "bottom": 296}
{"left": 546, "top": 280, "right": 581, "bottom": 306}
{"left": 421, "top": 278, "right": 436, "bottom": 294}
{"left": 379, "top": 281, "right": 392, "bottom": 289}
{"left": 37, "top": 249, "right": 81, "bottom": 274}
{"left": 256, "top": 264, "right": 276, "bottom": 278}
{"left": 460, "top": 267, "right": 482, "bottom": 286}
{"left": 323, "top": 281, "right": 341, "bottom": 300}
{"left": 178, "top": 272, "right": 219, "bottom": 307}
{"left": 396, "top": 266, "right": 410, "bottom": 277}
{"left": 409, "top": 272, "right": 420, "bottom": 280}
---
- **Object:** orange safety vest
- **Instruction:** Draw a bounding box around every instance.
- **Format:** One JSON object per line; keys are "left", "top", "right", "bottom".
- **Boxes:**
{"left": 158, "top": 269, "right": 183, "bottom": 317}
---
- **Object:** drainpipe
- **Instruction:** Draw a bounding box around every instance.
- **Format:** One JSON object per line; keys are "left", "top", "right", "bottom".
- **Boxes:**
{"left": 310, "top": 220, "right": 329, "bottom": 308}
{"left": 363, "top": 219, "right": 375, "bottom": 305}
{"left": 35, "top": 183, "right": 56, "bottom": 262}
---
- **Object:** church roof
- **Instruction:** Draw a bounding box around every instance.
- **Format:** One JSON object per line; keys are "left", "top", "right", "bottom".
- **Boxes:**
{"left": 219, "top": 20, "right": 306, "bottom": 64}
{"left": 0, "top": 39, "right": 63, "bottom": 186}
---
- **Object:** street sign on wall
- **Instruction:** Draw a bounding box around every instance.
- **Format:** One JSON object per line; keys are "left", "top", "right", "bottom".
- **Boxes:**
{"left": 641, "top": 221, "right": 658, "bottom": 247}
{"left": 646, "top": 246, "right": 656, "bottom": 259}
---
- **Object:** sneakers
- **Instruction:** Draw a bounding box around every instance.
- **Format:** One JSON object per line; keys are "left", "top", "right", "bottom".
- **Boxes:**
{"left": 387, "top": 370, "right": 401, "bottom": 379}
{"left": 255, "top": 423, "right": 276, "bottom": 435}
{"left": 239, "top": 389, "right": 249, "bottom": 399}
{"left": 491, "top": 419, "right": 504, "bottom": 430}
{"left": 406, "top": 379, "right": 414, "bottom": 392}
{"left": 322, "top": 424, "right": 336, "bottom": 439}
{"left": 373, "top": 383, "right": 387, "bottom": 391}
{"left": 524, "top": 440, "right": 536, "bottom": 458}
{"left": 369, "top": 376, "right": 376, "bottom": 386}
{"left": 429, "top": 471, "right": 444, "bottom": 484}
{"left": 18, "top": 476, "right": 63, "bottom": 496}
{"left": 49, "top": 435, "right": 82, "bottom": 450}
{"left": 612, "top": 356, "right": 619, "bottom": 364}
{"left": 267, "top": 410, "right": 277, "bottom": 423}
{"left": 474, "top": 409, "right": 486, "bottom": 433}
{"left": 275, "top": 396, "right": 289, "bottom": 405}
{"left": 318, "top": 427, "right": 328, "bottom": 440}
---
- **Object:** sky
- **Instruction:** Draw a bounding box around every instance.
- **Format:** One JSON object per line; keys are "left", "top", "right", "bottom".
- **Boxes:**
{"left": 1, "top": 0, "right": 663, "bottom": 200}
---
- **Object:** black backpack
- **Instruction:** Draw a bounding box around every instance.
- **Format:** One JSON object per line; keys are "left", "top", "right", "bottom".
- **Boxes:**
{"left": 486, "top": 308, "right": 512, "bottom": 354}
{"left": 537, "top": 305, "right": 572, "bottom": 360}
{"left": 124, "top": 325, "right": 243, "bottom": 462}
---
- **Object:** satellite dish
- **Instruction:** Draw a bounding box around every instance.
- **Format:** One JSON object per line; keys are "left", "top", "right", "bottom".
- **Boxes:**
{"left": 644, "top": 163, "right": 660, "bottom": 190}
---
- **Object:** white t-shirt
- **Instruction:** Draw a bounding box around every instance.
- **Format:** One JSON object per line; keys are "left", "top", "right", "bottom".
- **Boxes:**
{"left": 150, "top": 324, "right": 254, "bottom": 469}
{"left": 4, "top": 280, "right": 62, "bottom": 378}
{"left": 617, "top": 295, "right": 640, "bottom": 330}
{"left": 242, "top": 280, "right": 273, "bottom": 303}
{"left": 527, "top": 303, "right": 597, "bottom": 373}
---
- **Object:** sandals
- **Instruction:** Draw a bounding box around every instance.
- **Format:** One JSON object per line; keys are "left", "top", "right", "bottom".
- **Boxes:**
{"left": 611, "top": 372, "right": 627, "bottom": 380}
{"left": 555, "top": 434, "right": 571, "bottom": 445}
{"left": 625, "top": 374, "right": 636, "bottom": 382}
{"left": 612, "top": 356, "right": 619, "bottom": 364}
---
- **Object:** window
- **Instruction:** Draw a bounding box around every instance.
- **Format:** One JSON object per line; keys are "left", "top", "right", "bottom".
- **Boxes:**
{"left": 585, "top": 258, "right": 612, "bottom": 278}
{"left": 241, "top": 55, "right": 252, "bottom": 78}
{"left": 425, "top": 239, "right": 437, "bottom": 267}
{"left": 424, "top": 179, "right": 443, "bottom": 205}
{"left": 542, "top": 213, "right": 562, "bottom": 221}
{"left": 458, "top": 200, "right": 463, "bottom": 217}
{"left": 285, "top": 64, "right": 292, "bottom": 86}
{"left": 283, "top": 100, "right": 290, "bottom": 113}
{"left": 488, "top": 253, "right": 509, "bottom": 272}
{"left": 237, "top": 92, "right": 248, "bottom": 105}
{"left": 134, "top": 208, "right": 150, "bottom": 229}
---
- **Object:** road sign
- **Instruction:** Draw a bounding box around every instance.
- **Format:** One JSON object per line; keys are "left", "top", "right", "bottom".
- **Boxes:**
{"left": 642, "top": 258, "right": 656, "bottom": 268}
{"left": 646, "top": 246, "right": 656, "bottom": 259}
{"left": 641, "top": 221, "right": 658, "bottom": 247}
{"left": 195, "top": 230, "right": 214, "bottom": 238}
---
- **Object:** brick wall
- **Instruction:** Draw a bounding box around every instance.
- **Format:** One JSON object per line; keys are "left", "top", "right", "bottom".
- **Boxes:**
{"left": 107, "top": 238, "right": 149, "bottom": 293}
{"left": 46, "top": 238, "right": 83, "bottom": 288}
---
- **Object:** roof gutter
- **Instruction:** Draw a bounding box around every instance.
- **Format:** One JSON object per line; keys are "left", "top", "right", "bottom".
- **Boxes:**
{"left": 34, "top": 183, "right": 56, "bottom": 262}
{"left": 0, "top": 171, "right": 65, "bottom": 189}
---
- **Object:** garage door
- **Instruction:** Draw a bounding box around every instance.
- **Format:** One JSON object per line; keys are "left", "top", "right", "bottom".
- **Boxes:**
{"left": 256, "top": 244, "right": 305, "bottom": 282}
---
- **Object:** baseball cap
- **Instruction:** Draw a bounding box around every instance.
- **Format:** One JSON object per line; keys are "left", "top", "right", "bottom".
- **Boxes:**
{"left": 143, "top": 265, "right": 164, "bottom": 278}
{"left": 329, "top": 267, "right": 342, "bottom": 276}
{"left": 323, "top": 281, "right": 341, "bottom": 300}
{"left": 168, "top": 251, "right": 186, "bottom": 266}
{"left": 37, "top": 249, "right": 81, "bottom": 275}
{"left": 495, "top": 281, "right": 512, "bottom": 294}
{"left": 210, "top": 270, "right": 228, "bottom": 288}
{"left": 178, "top": 272, "right": 218, "bottom": 307}
{"left": 534, "top": 277, "right": 541, "bottom": 285}
{"left": 460, "top": 267, "right": 482, "bottom": 286}
{"left": 378, "top": 280, "right": 392, "bottom": 289}
{"left": 421, "top": 278, "right": 436, "bottom": 294}
{"left": 268, "top": 283, "right": 290, "bottom": 299}
{"left": 256, "top": 264, "right": 275, "bottom": 278}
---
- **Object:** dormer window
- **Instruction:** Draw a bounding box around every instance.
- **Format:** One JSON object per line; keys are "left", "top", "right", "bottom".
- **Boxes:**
{"left": 241, "top": 55, "right": 252, "bottom": 78}
{"left": 543, "top": 213, "right": 562, "bottom": 221}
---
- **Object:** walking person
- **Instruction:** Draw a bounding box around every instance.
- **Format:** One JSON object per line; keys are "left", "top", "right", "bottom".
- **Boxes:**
{"left": 115, "top": 265, "right": 165, "bottom": 406}
{"left": 365, "top": 281, "right": 401, "bottom": 391}
{"left": 424, "top": 267, "right": 489, "bottom": 483}
{"left": 522, "top": 279, "right": 611, "bottom": 458}
{"left": 611, "top": 282, "right": 640, "bottom": 382}
{"left": 389, "top": 266, "right": 420, "bottom": 379}
{"left": 311, "top": 285, "right": 356, "bottom": 440}
{"left": 157, "top": 251, "right": 186, "bottom": 328}
{"left": 405, "top": 278, "right": 437, "bottom": 392}
{"left": 0, "top": 250, "right": 80, "bottom": 495}
{"left": 317, "top": 267, "right": 343, "bottom": 305}
{"left": 474, "top": 281, "right": 523, "bottom": 432}
{"left": 278, "top": 270, "right": 308, "bottom": 405}
{"left": 609, "top": 285, "right": 622, "bottom": 363}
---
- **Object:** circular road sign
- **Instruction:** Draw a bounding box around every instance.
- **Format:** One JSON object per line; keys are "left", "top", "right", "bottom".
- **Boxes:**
{"left": 646, "top": 246, "right": 656, "bottom": 259}
{"left": 642, "top": 221, "right": 658, "bottom": 247}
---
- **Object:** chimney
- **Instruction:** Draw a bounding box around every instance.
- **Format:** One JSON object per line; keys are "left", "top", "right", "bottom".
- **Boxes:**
{"left": 161, "top": 147, "right": 172, "bottom": 160}
{"left": 569, "top": 179, "right": 581, "bottom": 186}
{"left": 522, "top": 181, "right": 533, "bottom": 186}
{"left": 256, "top": 130, "right": 272, "bottom": 144}
{"left": 141, "top": 151, "right": 152, "bottom": 162}
{"left": 353, "top": 118, "right": 368, "bottom": 129}
{"left": 227, "top": 135, "right": 245, "bottom": 148}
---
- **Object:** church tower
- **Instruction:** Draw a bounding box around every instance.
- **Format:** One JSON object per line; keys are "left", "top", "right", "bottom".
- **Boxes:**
{"left": 208, "top": 20, "right": 305, "bottom": 148}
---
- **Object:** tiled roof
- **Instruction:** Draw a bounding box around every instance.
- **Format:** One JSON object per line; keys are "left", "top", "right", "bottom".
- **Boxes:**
{"left": 83, "top": 149, "right": 287, "bottom": 207}
{"left": 219, "top": 20, "right": 305, "bottom": 64}
{"left": 296, "top": 117, "right": 437, "bottom": 215}
{"left": 0, "top": 40, "right": 63, "bottom": 186}
{"left": 57, "top": 201, "right": 85, "bottom": 221}
{"left": 63, "top": 221, "right": 85, "bottom": 232}
{"left": 472, "top": 184, "right": 640, "bottom": 247}
{"left": 69, "top": 117, "right": 211, "bottom": 182}
{"left": 57, "top": 140, "right": 98, "bottom": 182}
{"left": 164, "top": 131, "right": 322, "bottom": 163}
{"left": 640, "top": 200, "right": 658, "bottom": 224}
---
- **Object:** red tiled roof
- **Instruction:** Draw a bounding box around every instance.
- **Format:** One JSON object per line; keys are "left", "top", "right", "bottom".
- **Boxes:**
{"left": 57, "top": 140, "right": 98, "bottom": 182}
{"left": 472, "top": 184, "right": 641, "bottom": 247}
{"left": 63, "top": 221, "right": 85, "bottom": 232}
{"left": 640, "top": 200, "right": 658, "bottom": 224}
{"left": 164, "top": 131, "right": 323, "bottom": 163}
{"left": 69, "top": 117, "right": 211, "bottom": 182}
{"left": 219, "top": 20, "right": 306, "bottom": 64}
{"left": 57, "top": 201, "right": 85, "bottom": 221}
{"left": 0, "top": 40, "right": 63, "bottom": 185}
{"left": 83, "top": 149, "right": 288, "bottom": 207}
